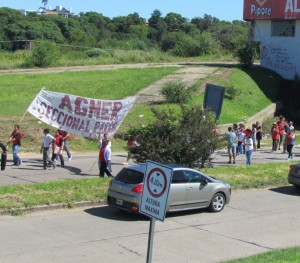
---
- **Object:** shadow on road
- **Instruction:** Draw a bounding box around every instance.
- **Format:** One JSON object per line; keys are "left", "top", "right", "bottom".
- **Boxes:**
{"left": 269, "top": 186, "right": 300, "bottom": 196}
{"left": 84, "top": 206, "right": 148, "bottom": 221}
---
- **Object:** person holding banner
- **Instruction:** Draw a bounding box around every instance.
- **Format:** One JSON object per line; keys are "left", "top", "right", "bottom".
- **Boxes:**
{"left": 51, "top": 130, "right": 65, "bottom": 168}
{"left": 40, "top": 128, "right": 55, "bottom": 170}
{"left": 8, "top": 125, "right": 23, "bottom": 166}
{"left": 58, "top": 129, "right": 72, "bottom": 161}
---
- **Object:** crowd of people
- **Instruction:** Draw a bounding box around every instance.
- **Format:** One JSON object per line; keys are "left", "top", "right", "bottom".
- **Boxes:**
{"left": 6, "top": 125, "right": 72, "bottom": 171}
{"left": 226, "top": 116, "right": 296, "bottom": 165}
{"left": 3, "top": 116, "right": 296, "bottom": 176}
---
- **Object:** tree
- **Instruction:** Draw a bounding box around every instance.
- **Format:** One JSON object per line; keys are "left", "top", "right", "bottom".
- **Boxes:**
{"left": 127, "top": 106, "right": 221, "bottom": 167}
{"left": 42, "top": 0, "right": 48, "bottom": 8}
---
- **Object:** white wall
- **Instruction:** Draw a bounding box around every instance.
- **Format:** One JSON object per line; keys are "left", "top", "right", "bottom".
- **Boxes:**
{"left": 252, "top": 20, "right": 300, "bottom": 80}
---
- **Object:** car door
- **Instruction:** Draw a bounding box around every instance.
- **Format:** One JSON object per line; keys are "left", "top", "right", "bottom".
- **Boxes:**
{"left": 167, "top": 170, "right": 188, "bottom": 211}
{"left": 183, "top": 170, "right": 213, "bottom": 209}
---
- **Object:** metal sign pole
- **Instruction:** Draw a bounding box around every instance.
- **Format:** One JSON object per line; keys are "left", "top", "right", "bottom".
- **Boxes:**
{"left": 146, "top": 218, "right": 155, "bottom": 263}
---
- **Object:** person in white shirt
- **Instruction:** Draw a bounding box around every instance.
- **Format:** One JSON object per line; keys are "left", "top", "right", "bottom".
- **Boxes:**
{"left": 244, "top": 131, "right": 254, "bottom": 165}
{"left": 40, "top": 128, "right": 55, "bottom": 170}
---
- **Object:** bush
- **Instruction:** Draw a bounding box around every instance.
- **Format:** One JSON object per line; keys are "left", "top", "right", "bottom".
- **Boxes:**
{"left": 160, "top": 81, "right": 197, "bottom": 104}
{"left": 27, "top": 41, "right": 59, "bottom": 67}
{"left": 226, "top": 85, "right": 241, "bottom": 100}
{"left": 127, "top": 106, "right": 221, "bottom": 167}
{"left": 85, "top": 48, "right": 112, "bottom": 58}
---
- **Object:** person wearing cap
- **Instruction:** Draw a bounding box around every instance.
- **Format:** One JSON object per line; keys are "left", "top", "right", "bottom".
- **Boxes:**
{"left": 40, "top": 128, "right": 55, "bottom": 170}
{"left": 270, "top": 122, "right": 279, "bottom": 151}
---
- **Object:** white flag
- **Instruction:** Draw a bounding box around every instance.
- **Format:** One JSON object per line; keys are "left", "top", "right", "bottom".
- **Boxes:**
{"left": 27, "top": 89, "right": 137, "bottom": 138}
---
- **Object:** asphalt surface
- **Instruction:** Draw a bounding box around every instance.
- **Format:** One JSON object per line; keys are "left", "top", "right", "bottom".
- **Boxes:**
{"left": 0, "top": 145, "right": 299, "bottom": 186}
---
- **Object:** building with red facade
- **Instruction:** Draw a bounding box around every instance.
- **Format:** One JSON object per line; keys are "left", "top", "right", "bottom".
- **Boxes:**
{"left": 244, "top": 0, "right": 300, "bottom": 80}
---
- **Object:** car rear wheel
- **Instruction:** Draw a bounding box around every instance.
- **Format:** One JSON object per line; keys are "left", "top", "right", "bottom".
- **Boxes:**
{"left": 209, "top": 193, "right": 225, "bottom": 212}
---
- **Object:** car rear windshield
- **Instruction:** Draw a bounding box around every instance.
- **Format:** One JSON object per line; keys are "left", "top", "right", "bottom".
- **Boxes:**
{"left": 115, "top": 168, "right": 144, "bottom": 184}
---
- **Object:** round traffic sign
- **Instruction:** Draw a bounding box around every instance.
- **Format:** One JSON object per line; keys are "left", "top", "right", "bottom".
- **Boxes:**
{"left": 146, "top": 168, "right": 167, "bottom": 198}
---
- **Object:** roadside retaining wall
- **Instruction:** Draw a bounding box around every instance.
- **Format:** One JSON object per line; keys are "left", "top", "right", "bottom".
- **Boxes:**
{"left": 217, "top": 101, "right": 283, "bottom": 134}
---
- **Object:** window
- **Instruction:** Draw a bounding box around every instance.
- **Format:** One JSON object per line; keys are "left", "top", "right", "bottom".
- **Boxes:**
{"left": 271, "top": 20, "right": 295, "bottom": 37}
{"left": 172, "top": 171, "right": 187, "bottom": 184}
{"left": 183, "top": 171, "right": 203, "bottom": 183}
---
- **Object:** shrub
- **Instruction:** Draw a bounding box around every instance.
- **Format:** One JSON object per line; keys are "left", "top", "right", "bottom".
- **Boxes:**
{"left": 160, "top": 81, "right": 197, "bottom": 104}
{"left": 126, "top": 106, "right": 221, "bottom": 167}
{"left": 27, "top": 41, "right": 59, "bottom": 67}
{"left": 226, "top": 85, "right": 241, "bottom": 100}
{"left": 85, "top": 48, "right": 112, "bottom": 58}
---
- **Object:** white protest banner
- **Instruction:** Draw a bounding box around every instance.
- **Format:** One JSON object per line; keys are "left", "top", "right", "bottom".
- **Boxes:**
{"left": 27, "top": 88, "right": 137, "bottom": 138}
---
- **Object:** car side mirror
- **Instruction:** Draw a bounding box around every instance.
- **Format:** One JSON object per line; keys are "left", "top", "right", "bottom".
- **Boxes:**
{"left": 201, "top": 178, "right": 208, "bottom": 186}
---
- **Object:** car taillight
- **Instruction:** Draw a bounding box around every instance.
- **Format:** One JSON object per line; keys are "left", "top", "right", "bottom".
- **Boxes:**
{"left": 289, "top": 165, "right": 292, "bottom": 173}
{"left": 109, "top": 179, "right": 113, "bottom": 187}
{"left": 131, "top": 184, "right": 143, "bottom": 194}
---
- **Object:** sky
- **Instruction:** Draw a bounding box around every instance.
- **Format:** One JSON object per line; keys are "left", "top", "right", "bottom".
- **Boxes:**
{"left": 0, "top": 1, "right": 244, "bottom": 22}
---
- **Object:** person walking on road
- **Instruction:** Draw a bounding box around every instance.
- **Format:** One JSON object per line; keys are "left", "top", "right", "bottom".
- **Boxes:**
{"left": 58, "top": 129, "right": 72, "bottom": 161}
{"left": 51, "top": 130, "right": 65, "bottom": 168}
{"left": 271, "top": 122, "right": 279, "bottom": 151}
{"left": 226, "top": 127, "right": 237, "bottom": 164}
{"left": 277, "top": 116, "right": 286, "bottom": 151}
{"left": 286, "top": 129, "right": 296, "bottom": 161}
{"left": 256, "top": 121, "right": 263, "bottom": 150}
{"left": 40, "top": 128, "right": 55, "bottom": 170}
{"left": 244, "top": 129, "right": 254, "bottom": 165}
{"left": 8, "top": 124, "right": 23, "bottom": 166}
{"left": 99, "top": 139, "right": 112, "bottom": 177}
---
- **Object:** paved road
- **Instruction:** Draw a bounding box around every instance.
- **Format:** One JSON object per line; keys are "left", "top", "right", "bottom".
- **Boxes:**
{"left": 0, "top": 187, "right": 300, "bottom": 263}
{"left": 0, "top": 145, "right": 299, "bottom": 186}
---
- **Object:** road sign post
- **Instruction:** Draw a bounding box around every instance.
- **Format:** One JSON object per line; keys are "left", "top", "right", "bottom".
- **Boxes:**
{"left": 140, "top": 160, "right": 173, "bottom": 263}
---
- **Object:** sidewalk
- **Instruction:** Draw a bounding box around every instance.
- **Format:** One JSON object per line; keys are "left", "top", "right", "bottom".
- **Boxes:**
{"left": 210, "top": 145, "right": 299, "bottom": 166}
{"left": 0, "top": 146, "right": 298, "bottom": 186}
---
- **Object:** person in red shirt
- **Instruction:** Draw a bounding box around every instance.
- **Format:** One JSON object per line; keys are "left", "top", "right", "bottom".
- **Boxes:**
{"left": 51, "top": 130, "right": 65, "bottom": 168}
{"left": 276, "top": 116, "right": 286, "bottom": 151}
{"left": 99, "top": 139, "right": 112, "bottom": 177}
{"left": 8, "top": 124, "right": 23, "bottom": 166}
{"left": 271, "top": 122, "right": 279, "bottom": 151}
{"left": 123, "top": 136, "right": 138, "bottom": 165}
{"left": 58, "top": 129, "right": 72, "bottom": 161}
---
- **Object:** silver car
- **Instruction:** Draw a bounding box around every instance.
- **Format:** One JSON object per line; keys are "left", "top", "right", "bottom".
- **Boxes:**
{"left": 107, "top": 163, "right": 231, "bottom": 214}
{"left": 288, "top": 162, "right": 300, "bottom": 189}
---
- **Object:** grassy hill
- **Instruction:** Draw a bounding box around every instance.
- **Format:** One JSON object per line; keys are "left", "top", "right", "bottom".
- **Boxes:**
{"left": 0, "top": 64, "right": 282, "bottom": 153}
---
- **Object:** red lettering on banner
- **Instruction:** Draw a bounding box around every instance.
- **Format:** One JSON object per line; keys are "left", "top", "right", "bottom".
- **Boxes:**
{"left": 57, "top": 111, "right": 64, "bottom": 124}
{"left": 37, "top": 102, "right": 47, "bottom": 115}
{"left": 51, "top": 108, "right": 59, "bottom": 122}
{"left": 59, "top": 95, "right": 72, "bottom": 112}
{"left": 75, "top": 97, "right": 88, "bottom": 116}
{"left": 101, "top": 102, "right": 112, "bottom": 120}
{"left": 112, "top": 102, "right": 122, "bottom": 119}
{"left": 45, "top": 105, "right": 53, "bottom": 119}
{"left": 88, "top": 100, "right": 102, "bottom": 118}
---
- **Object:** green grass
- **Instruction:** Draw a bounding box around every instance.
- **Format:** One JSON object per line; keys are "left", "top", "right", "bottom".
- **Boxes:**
{"left": 0, "top": 67, "right": 178, "bottom": 116}
{"left": 0, "top": 178, "right": 110, "bottom": 210}
{"left": 222, "top": 246, "right": 300, "bottom": 263}
{"left": 0, "top": 62, "right": 283, "bottom": 154}
{"left": 0, "top": 67, "right": 177, "bottom": 152}
{"left": 202, "top": 161, "right": 293, "bottom": 190}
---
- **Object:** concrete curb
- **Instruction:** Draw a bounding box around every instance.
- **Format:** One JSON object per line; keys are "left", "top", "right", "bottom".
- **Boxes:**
{"left": 0, "top": 200, "right": 107, "bottom": 216}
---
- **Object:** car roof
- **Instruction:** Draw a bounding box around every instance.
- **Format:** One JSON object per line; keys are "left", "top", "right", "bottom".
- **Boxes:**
{"left": 125, "top": 163, "right": 186, "bottom": 173}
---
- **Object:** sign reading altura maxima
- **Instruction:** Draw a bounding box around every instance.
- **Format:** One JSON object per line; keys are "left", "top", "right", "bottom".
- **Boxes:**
{"left": 244, "top": 0, "right": 300, "bottom": 20}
